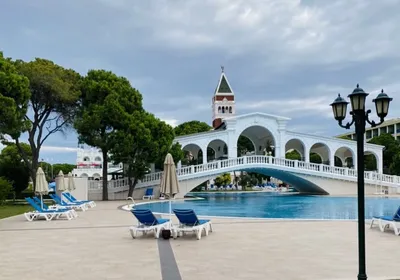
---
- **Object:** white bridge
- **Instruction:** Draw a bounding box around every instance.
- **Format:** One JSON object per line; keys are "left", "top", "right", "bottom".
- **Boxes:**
{"left": 88, "top": 155, "right": 400, "bottom": 200}
{"left": 86, "top": 71, "right": 398, "bottom": 200}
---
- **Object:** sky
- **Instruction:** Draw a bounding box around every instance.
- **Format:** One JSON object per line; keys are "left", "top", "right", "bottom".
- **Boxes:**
{"left": 1, "top": 0, "right": 400, "bottom": 164}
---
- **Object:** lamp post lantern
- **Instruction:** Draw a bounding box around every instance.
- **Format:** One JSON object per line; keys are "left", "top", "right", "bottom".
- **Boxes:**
{"left": 330, "top": 84, "right": 392, "bottom": 280}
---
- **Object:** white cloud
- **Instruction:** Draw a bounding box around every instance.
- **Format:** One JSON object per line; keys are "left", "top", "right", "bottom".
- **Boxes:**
{"left": 0, "top": 141, "right": 77, "bottom": 154}
{"left": 160, "top": 118, "right": 179, "bottom": 128}
{"left": 41, "top": 146, "right": 78, "bottom": 153}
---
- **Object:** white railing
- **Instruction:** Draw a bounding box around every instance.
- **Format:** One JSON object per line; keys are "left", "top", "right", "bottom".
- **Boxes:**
{"left": 137, "top": 155, "right": 400, "bottom": 188}
{"left": 88, "top": 155, "right": 400, "bottom": 193}
{"left": 88, "top": 178, "right": 129, "bottom": 191}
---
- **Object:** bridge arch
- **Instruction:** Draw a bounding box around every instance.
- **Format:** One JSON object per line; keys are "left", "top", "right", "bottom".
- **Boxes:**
{"left": 236, "top": 125, "right": 276, "bottom": 156}
{"left": 309, "top": 142, "right": 331, "bottom": 164}
{"left": 285, "top": 138, "right": 306, "bottom": 161}
{"left": 183, "top": 167, "right": 329, "bottom": 195}
{"left": 334, "top": 146, "right": 354, "bottom": 168}
{"left": 206, "top": 139, "right": 228, "bottom": 162}
{"left": 182, "top": 143, "right": 203, "bottom": 165}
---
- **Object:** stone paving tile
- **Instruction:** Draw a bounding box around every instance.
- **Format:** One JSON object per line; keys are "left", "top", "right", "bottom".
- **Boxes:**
{"left": 0, "top": 201, "right": 399, "bottom": 280}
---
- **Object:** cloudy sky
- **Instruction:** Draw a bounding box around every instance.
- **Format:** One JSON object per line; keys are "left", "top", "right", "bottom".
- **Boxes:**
{"left": 1, "top": 0, "right": 400, "bottom": 164}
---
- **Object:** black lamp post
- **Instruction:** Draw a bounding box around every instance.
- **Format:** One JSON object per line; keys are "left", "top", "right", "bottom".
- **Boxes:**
{"left": 330, "top": 84, "right": 393, "bottom": 280}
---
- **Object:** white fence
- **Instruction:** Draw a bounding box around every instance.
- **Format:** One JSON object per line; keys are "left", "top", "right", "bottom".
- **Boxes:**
{"left": 137, "top": 155, "right": 400, "bottom": 188}
{"left": 87, "top": 155, "right": 400, "bottom": 193}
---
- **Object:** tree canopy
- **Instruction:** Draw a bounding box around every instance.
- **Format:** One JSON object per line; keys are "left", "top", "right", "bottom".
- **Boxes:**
{"left": 174, "top": 121, "right": 212, "bottom": 136}
{"left": 0, "top": 52, "right": 30, "bottom": 141}
{"left": 74, "top": 69, "right": 143, "bottom": 200}
{"left": 0, "top": 142, "right": 32, "bottom": 195}
{"left": 367, "top": 133, "right": 400, "bottom": 174}
{"left": 4, "top": 58, "right": 82, "bottom": 191}
{"left": 110, "top": 111, "right": 183, "bottom": 197}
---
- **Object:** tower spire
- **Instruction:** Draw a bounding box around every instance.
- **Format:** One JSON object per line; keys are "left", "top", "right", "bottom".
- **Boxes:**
{"left": 212, "top": 67, "right": 235, "bottom": 128}
{"left": 214, "top": 67, "right": 234, "bottom": 95}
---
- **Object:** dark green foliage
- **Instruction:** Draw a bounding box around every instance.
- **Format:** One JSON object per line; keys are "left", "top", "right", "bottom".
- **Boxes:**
{"left": 0, "top": 177, "right": 12, "bottom": 204}
{"left": 0, "top": 52, "right": 30, "bottom": 140}
{"left": 237, "top": 136, "right": 254, "bottom": 156}
{"left": 285, "top": 150, "right": 301, "bottom": 160}
{"left": 110, "top": 111, "right": 183, "bottom": 197}
{"left": 10, "top": 58, "right": 81, "bottom": 191}
{"left": 52, "top": 163, "right": 76, "bottom": 176}
{"left": 310, "top": 153, "right": 322, "bottom": 164}
{"left": 337, "top": 135, "right": 353, "bottom": 140}
{"left": 214, "top": 173, "right": 231, "bottom": 187}
{"left": 174, "top": 121, "right": 212, "bottom": 136}
{"left": 0, "top": 143, "right": 31, "bottom": 195}
{"left": 367, "top": 133, "right": 400, "bottom": 172}
{"left": 75, "top": 70, "right": 142, "bottom": 200}
{"left": 39, "top": 162, "right": 76, "bottom": 180}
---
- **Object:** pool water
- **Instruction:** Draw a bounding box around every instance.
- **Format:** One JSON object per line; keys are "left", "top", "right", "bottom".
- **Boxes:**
{"left": 134, "top": 192, "right": 400, "bottom": 220}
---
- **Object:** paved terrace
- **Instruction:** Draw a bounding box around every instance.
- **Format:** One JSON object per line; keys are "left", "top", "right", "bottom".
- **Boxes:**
{"left": 0, "top": 201, "right": 399, "bottom": 280}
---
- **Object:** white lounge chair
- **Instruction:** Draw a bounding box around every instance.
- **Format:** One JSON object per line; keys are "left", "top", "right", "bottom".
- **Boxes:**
{"left": 129, "top": 209, "right": 171, "bottom": 239}
{"left": 142, "top": 188, "right": 154, "bottom": 200}
{"left": 370, "top": 206, "right": 400, "bottom": 235}
{"left": 172, "top": 209, "right": 213, "bottom": 240}
{"left": 24, "top": 198, "right": 74, "bottom": 221}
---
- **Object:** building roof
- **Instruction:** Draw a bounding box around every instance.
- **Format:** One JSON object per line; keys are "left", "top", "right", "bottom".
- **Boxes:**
{"left": 336, "top": 118, "right": 400, "bottom": 137}
{"left": 214, "top": 68, "right": 234, "bottom": 95}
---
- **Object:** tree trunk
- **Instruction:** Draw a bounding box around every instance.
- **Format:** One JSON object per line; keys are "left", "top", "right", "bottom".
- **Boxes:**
{"left": 102, "top": 150, "right": 108, "bottom": 201}
{"left": 128, "top": 177, "right": 138, "bottom": 198}
{"left": 15, "top": 139, "right": 37, "bottom": 191}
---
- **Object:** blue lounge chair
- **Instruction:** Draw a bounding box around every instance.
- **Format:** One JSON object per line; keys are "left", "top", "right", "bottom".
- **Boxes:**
{"left": 129, "top": 209, "right": 170, "bottom": 239}
{"left": 142, "top": 188, "right": 154, "bottom": 200}
{"left": 24, "top": 198, "right": 74, "bottom": 221}
{"left": 62, "top": 192, "right": 96, "bottom": 208}
{"left": 32, "top": 197, "right": 78, "bottom": 218}
{"left": 49, "top": 194, "right": 88, "bottom": 211}
{"left": 370, "top": 206, "right": 400, "bottom": 235}
{"left": 172, "top": 209, "right": 213, "bottom": 240}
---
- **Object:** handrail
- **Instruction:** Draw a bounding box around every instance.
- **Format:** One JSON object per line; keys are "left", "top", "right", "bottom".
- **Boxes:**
{"left": 137, "top": 155, "right": 400, "bottom": 186}
{"left": 88, "top": 155, "right": 400, "bottom": 192}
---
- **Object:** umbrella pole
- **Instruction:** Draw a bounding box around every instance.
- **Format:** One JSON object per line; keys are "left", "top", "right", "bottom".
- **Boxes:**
{"left": 169, "top": 198, "right": 172, "bottom": 230}
{"left": 41, "top": 194, "right": 43, "bottom": 210}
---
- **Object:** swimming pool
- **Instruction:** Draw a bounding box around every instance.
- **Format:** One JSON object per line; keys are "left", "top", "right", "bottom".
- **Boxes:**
{"left": 134, "top": 192, "right": 400, "bottom": 220}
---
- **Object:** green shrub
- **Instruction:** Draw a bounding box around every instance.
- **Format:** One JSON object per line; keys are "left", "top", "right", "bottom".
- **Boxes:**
{"left": 0, "top": 177, "right": 13, "bottom": 204}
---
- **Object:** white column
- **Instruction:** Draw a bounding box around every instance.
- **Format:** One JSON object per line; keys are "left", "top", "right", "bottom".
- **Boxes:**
{"left": 304, "top": 145, "right": 310, "bottom": 163}
{"left": 276, "top": 120, "right": 288, "bottom": 158}
{"left": 377, "top": 152, "right": 383, "bottom": 173}
{"left": 227, "top": 130, "right": 237, "bottom": 158}
{"left": 352, "top": 154, "right": 357, "bottom": 170}
{"left": 329, "top": 151, "right": 335, "bottom": 167}
{"left": 202, "top": 146, "right": 207, "bottom": 164}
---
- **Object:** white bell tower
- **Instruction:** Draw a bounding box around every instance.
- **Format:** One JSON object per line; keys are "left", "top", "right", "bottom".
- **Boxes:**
{"left": 212, "top": 66, "right": 235, "bottom": 128}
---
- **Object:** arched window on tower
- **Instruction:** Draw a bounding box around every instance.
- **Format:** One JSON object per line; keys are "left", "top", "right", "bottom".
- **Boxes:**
{"left": 229, "top": 106, "right": 232, "bottom": 113}
{"left": 225, "top": 106, "right": 228, "bottom": 113}
{"left": 218, "top": 106, "right": 221, "bottom": 113}
{"left": 222, "top": 107, "right": 225, "bottom": 113}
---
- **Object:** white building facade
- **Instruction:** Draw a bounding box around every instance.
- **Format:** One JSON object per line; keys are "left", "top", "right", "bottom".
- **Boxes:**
{"left": 72, "top": 148, "right": 122, "bottom": 180}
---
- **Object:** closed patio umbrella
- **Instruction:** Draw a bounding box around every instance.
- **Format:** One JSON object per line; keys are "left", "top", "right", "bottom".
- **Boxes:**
{"left": 35, "top": 167, "right": 49, "bottom": 209}
{"left": 56, "top": 170, "right": 67, "bottom": 203}
{"left": 160, "top": 153, "right": 180, "bottom": 229}
{"left": 67, "top": 172, "right": 76, "bottom": 192}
